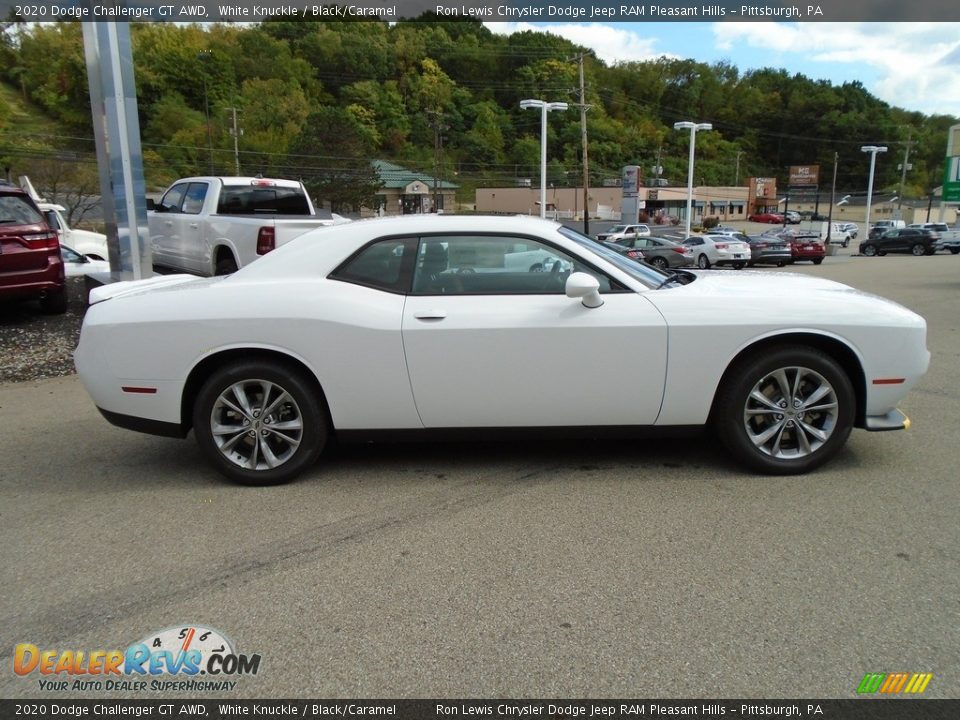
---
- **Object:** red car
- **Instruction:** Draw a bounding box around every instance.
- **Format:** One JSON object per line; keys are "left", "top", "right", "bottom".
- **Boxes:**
{"left": 765, "top": 229, "right": 825, "bottom": 264}
{"left": 0, "top": 182, "right": 67, "bottom": 313}
{"left": 748, "top": 212, "right": 784, "bottom": 224}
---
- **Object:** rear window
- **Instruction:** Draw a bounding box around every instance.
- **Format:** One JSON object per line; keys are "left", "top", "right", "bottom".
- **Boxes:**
{"left": 217, "top": 186, "right": 311, "bottom": 215}
{"left": 0, "top": 194, "right": 44, "bottom": 226}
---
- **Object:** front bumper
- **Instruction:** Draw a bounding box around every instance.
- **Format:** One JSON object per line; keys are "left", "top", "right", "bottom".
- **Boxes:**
{"left": 864, "top": 408, "right": 910, "bottom": 432}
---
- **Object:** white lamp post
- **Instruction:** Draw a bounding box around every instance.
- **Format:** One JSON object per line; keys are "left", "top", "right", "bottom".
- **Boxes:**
{"left": 861, "top": 145, "right": 887, "bottom": 232}
{"left": 521, "top": 99, "right": 569, "bottom": 218}
{"left": 674, "top": 121, "right": 712, "bottom": 237}
{"left": 836, "top": 194, "right": 851, "bottom": 206}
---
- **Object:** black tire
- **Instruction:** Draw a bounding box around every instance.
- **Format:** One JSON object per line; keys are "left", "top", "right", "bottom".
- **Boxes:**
{"left": 732, "top": 262, "right": 746, "bottom": 270}
{"left": 40, "top": 286, "right": 68, "bottom": 315}
{"left": 812, "top": 258, "right": 824, "bottom": 265}
{"left": 215, "top": 254, "right": 239, "bottom": 275}
{"left": 193, "top": 360, "right": 327, "bottom": 485}
{"left": 776, "top": 261, "right": 786, "bottom": 267}
{"left": 910, "top": 243, "right": 926, "bottom": 257}
{"left": 951, "top": 248, "right": 960, "bottom": 255}
{"left": 862, "top": 244, "right": 878, "bottom": 257}
{"left": 713, "top": 346, "right": 855, "bottom": 475}
{"left": 842, "top": 240, "right": 849, "bottom": 248}
{"left": 651, "top": 256, "right": 669, "bottom": 270}
{"left": 697, "top": 254, "right": 711, "bottom": 270}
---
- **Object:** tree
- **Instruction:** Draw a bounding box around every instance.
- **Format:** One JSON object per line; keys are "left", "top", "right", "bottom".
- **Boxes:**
{"left": 290, "top": 106, "right": 382, "bottom": 213}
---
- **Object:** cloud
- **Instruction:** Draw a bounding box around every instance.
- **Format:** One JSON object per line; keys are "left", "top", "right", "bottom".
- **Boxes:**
{"left": 484, "top": 22, "right": 675, "bottom": 65}
{"left": 711, "top": 22, "right": 960, "bottom": 116}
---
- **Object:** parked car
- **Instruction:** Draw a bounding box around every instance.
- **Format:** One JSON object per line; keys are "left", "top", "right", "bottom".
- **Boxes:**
{"left": 838, "top": 222, "right": 859, "bottom": 239}
{"left": 682, "top": 234, "right": 750, "bottom": 269}
{"left": 905, "top": 223, "right": 958, "bottom": 252}
{"left": 20, "top": 175, "right": 110, "bottom": 261}
{"left": 859, "top": 228, "right": 940, "bottom": 257}
{"left": 60, "top": 245, "right": 111, "bottom": 277}
{"left": 784, "top": 211, "right": 801, "bottom": 224}
{"left": 613, "top": 235, "right": 692, "bottom": 270}
{"left": 764, "top": 229, "right": 825, "bottom": 264}
{"left": 820, "top": 222, "right": 853, "bottom": 247}
{"left": 601, "top": 240, "right": 644, "bottom": 263}
{"left": 148, "top": 176, "right": 348, "bottom": 276}
{"left": 75, "top": 215, "right": 929, "bottom": 484}
{"left": 595, "top": 224, "right": 651, "bottom": 242}
{"left": 748, "top": 212, "right": 784, "bottom": 224}
{"left": 0, "top": 181, "right": 67, "bottom": 314}
{"left": 742, "top": 234, "right": 792, "bottom": 267}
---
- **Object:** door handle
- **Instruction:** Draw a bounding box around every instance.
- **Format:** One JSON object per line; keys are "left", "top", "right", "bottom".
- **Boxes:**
{"left": 188, "top": 223, "right": 199, "bottom": 229}
{"left": 413, "top": 310, "right": 446, "bottom": 321}
{"left": 164, "top": 221, "right": 173, "bottom": 226}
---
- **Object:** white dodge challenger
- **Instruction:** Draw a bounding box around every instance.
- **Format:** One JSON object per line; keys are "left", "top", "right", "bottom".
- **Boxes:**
{"left": 75, "top": 215, "right": 929, "bottom": 485}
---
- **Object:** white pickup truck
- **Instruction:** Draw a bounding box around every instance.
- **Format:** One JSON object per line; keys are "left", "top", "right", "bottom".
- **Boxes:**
{"left": 147, "top": 176, "right": 348, "bottom": 276}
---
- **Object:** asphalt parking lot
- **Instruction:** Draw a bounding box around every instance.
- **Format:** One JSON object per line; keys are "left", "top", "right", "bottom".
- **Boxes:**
{"left": 1, "top": 249, "right": 958, "bottom": 699}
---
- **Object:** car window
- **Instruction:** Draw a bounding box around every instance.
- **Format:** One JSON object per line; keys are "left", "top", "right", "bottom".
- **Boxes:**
{"left": 413, "top": 234, "right": 614, "bottom": 296}
{"left": 43, "top": 210, "right": 62, "bottom": 231}
{"left": 330, "top": 238, "right": 414, "bottom": 293}
{"left": 181, "top": 183, "right": 208, "bottom": 215}
{"left": 158, "top": 184, "right": 188, "bottom": 213}
{"left": 216, "top": 186, "right": 312, "bottom": 214}
{"left": 60, "top": 246, "right": 82, "bottom": 262}
{"left": 0, "top": 194, "right": 44, "bottom": 225}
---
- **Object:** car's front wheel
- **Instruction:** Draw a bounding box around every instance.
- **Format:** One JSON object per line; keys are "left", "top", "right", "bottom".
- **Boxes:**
{"left": 862, "top": 244, "right": 878, "bottom": 257}
{"left": 713, "top": 346, "right": 854, "bottom": 474}
{"left": 193, "top": 360, "right": 327, "bottom": 485}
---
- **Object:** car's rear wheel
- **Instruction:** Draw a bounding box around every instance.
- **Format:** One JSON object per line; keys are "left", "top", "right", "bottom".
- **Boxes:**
{"left": 193, "top": 360, "right": 327, "bottom": 485}
{"left": 732, "top": 262, "right": 746, "bottom": 270}
{"left": 911, "top": 243, "right": 926, "bottom": 257}
{"left": 215, "top": 254, "right": 239, "bottom": 275}
{"left": 862, "top": 244, "right": 878, "bottom": 257}
{"left": 650, "top": 256, "right": 668, "bottom": 270}
{"left": 697, "top": 254, "right": 711, "bottom": 269}
{"left": 813, "top": 258, "right": 824, "bottom": 265}
{"left": 951, "top": 248, "right": 960, "bottom": 255}
{"left": 713, "top": 346, "right": 854, "bottom": 475}
{"left": 40, "top": 286, "right": 68, "bottom": 315}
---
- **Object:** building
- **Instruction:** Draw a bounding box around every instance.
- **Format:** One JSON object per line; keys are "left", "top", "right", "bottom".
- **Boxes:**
{"left": 368, "top": 160, "right": 458, "bottom": 217}
{"left": 475, "top": 184, "right": 750, "bottom": 223}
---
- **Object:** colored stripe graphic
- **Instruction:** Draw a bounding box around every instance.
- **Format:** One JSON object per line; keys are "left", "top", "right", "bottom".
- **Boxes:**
{"left": 857, "top": 672, "right": 932, "bottom": 694}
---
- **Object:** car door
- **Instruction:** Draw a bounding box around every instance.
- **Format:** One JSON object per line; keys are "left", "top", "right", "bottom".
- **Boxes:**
{"left": 177, "top": 182, "right": 210, "bottom": 273}
{"left": 401, "top": 233, "right": 668, "bottom": 428}
{"left": 150, "top": 183, "right": 188, "bottom": 267}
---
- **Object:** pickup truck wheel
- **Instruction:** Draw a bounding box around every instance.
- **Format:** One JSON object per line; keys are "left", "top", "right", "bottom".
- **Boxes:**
{"left": 193, "top": 360, "right": 326, "bottom": 485}
{"left": 215, "top": 255, "right": 238, "bottom": 275}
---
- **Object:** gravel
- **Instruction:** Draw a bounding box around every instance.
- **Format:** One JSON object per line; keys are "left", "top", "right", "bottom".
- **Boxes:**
{"left": 0, "top": 278, "right": 88, "bottom": 383}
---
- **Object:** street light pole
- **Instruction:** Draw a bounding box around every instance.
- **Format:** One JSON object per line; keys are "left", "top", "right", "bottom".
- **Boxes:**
{"left": 521, "top": 99, "right": 568, "bottom": 219}
{"left": 674, "top": 121, "right": 712, "bottom": 238}
{"left": 861, "top": 145, "right": 887, "bottom": 235}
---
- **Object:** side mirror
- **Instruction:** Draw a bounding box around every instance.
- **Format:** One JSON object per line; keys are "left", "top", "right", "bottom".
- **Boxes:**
{"left": 565, "top": 272, "right": 604, "bottom": 308}
{"left": 146, "top": 198, "right": 156, "bottom": 211}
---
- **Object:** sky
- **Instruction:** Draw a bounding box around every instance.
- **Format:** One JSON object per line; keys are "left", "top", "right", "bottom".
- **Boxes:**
{"left": 485, "top": 22, "right": 960, "bottom": 118}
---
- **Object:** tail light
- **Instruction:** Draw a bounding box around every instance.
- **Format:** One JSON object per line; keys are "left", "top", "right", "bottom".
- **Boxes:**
{"left": 672, "top": 247, "right": 687, "bottom": 254}
{"left": 256, "top": 226, "right": 275, "bottom": 255}
{"left": 20, "top": 230, "right": 61, "bottom": 250}
{"left": 627, "top": 250, "right": 641, "bottom": 259}
{"left": 715, "top": 243, "right": 728, "bottom": 250}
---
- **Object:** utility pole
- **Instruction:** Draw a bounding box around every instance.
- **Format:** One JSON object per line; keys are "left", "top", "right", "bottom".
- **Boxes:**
{"left": 826, "top": 151, "right": 838, "bottom": 237}
{"left": 568, "top": 52, "right": 591, "bottom": 234}
{"left": 734, "top": 150, "right": 744, "bottom": 186}
{"left": 426, "top": 110, "right": 448, "bottom": 213}
{"left": 897, "top": 128, "right": 913, "bottom": 212}
{"left": 225, "top": 107, "right": 242, "bottom": 175}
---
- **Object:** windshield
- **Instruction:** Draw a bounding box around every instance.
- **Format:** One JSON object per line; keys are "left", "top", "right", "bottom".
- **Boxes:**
{"left": 558, "top": 226, "right": 670, "bottom": 288}
{"left": 607, "top": 225, "right": 627, "bottom": 233}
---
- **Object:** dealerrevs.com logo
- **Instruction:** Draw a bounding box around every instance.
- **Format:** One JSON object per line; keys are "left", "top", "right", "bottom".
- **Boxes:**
{"left": 14, "top": 625, "right": 261, "bottom": 692}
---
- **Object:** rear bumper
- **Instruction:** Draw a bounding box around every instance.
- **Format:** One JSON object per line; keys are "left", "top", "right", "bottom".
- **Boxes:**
{"left": 98, "top": 407, "right": 187, "bottom": 439}
{"left": 863, "top": 408, "right": 910, "bottom": 432}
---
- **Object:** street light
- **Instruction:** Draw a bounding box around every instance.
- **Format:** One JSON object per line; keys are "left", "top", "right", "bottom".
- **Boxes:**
{"left": 836, "top": 195, "right": 851, "bottom": 206}
{"left": 861, "top": 145, "right": 887, "bottom": 232}
{"left": 521, "top": 99, "right": 569, "bottom": 219}
{"left": 674, "top": 121, "right": 712, "bottom": 237}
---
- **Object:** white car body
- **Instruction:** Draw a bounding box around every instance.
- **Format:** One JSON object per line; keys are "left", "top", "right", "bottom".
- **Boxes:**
{"left": 40, "top": 203, "right": 110, "bottom": 260}
{"left": 596, "top": 224, "right": 651, "bottom": 242}
{"left": 76, "top": 215, "right": 929, "bottom": 484}
{"left": 60, "top": 245, "right": 110, "bottom": 277}
{"left": 682, "top": 234, "right": 752, "bottom": 269}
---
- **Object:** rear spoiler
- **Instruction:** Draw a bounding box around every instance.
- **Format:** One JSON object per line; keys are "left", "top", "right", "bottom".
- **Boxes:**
{"left": 88, "top": 274, "right": 200, "bottom": 305}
